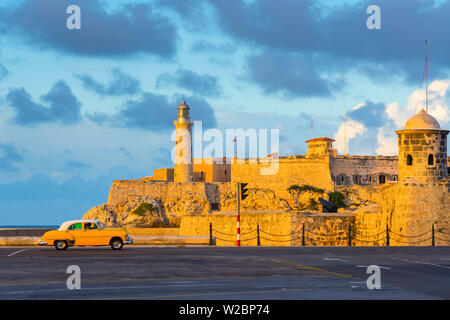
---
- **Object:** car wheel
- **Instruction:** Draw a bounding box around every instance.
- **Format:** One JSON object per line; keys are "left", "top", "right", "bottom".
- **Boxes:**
{"left": 54, "top": 240, "right": 68, "bottom": 250}
{"left": 110, "top": 238, "right": 123, "bottom": 250}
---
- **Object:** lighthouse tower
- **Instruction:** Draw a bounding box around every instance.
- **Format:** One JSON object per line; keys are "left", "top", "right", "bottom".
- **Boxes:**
{"left": 174, "top": 101, "right": 193, "bottom": 182}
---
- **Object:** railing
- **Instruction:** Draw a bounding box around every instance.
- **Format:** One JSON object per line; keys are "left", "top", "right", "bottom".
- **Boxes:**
{"left": 208, "top": 223, "right": 450, "bottom": 246}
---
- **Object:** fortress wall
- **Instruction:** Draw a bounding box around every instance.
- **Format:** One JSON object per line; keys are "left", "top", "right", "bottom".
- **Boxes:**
{"left": 179, "top": 212, "right": 353, "bottom": 246}
{"left": 105, "top": 181, "right": 215, "bottom": 224}
{"left": 290, "top": 213, "right": 353, "bottom": 246}
{"left": 230, "top": 158, "right": 334, "bottom": 195}
{"left": 179, "top": 212, "right": 292, "bottom": 246}
{"left": 330, "top": 156, "right": 398, "bottom": 186}
{"left": 375, "top": 181, "right": 450, "bottom": 246}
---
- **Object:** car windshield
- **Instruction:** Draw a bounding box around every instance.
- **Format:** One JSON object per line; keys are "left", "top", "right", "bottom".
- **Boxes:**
{"left": 97, "top": 222, "right": 104, "bottom": 229}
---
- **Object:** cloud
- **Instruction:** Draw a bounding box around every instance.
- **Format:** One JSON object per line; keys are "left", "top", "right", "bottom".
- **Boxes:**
{"left": 87, "top": 92, "right": 217, "bottom": 132}
{"left": 190, "top": 41, "right": 236, "bottom": 54}
{"left": 76, "top": 68, "right": 141, "bottom": 96}
{"left": 6, "top": 80, "right": 82, "bottom": 125}
{"left": 333, "top": 119, "right": 368, "bottom": 154}
{"left": 333, "top": 79, "right": 450, "bottom": 156}
{"left": 157, "top": 69, "right": 221, "bottom": 97}
{"left": 1, "top": 0, "right": 177, "bottom": 58}
{"left": 246, "top": 51, "right": 331, "bottom": 98}
{"left": 346, "top": 101, "right": 389, "bottom": 128}
{"left": 0, "top": 64, "right": 8, "bottom": 81}
{"left": 0, "top": 143, "right": 24, "bottom": 172}
{"left": 64, "top": 160, "right": 92, "bottom": 171}
{"left": 166, "top": 0, "right": 450, "bottom": 96}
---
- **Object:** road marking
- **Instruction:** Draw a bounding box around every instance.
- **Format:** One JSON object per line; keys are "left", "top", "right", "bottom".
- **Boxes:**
{"left": 7, "top": 249, "right": 28, "bottom": 257}
{"left": 389, "top": 257, "right": 450, "bottom": 270}
{"left": 356, "top": 265, "right": 391, "bottom": 270}
{"left": 94, "top": 288, "right": 313, "bottom": 300}
{"left": 270, "top": 258, "right": 352, "bottom": 278}
{"left": 323, "top": 258, "right": 349, "bottom": 263}
{"left": 0, "top": 283, "right": 217, "bottom": 295}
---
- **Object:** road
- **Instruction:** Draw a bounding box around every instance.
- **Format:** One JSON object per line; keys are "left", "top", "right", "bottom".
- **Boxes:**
{"left": 0, "top": 246, "right": 449, "bottom": 299}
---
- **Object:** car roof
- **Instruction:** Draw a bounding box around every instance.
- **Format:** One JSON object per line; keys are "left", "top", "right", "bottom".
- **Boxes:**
{"left": 58, "top": 219, "right": 100, "bottom": 231}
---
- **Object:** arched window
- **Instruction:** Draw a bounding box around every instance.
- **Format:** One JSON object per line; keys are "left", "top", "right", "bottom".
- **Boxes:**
{"left": 406, "top": 154, "right": 413, "bottom": 166}
{"left": 428, "top": 154, "right": 434, "bottom": 166}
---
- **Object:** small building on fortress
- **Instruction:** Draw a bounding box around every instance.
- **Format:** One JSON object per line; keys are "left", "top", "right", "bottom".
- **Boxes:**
{"left": 84, "top": 101, "right": 449, "bottom": 246}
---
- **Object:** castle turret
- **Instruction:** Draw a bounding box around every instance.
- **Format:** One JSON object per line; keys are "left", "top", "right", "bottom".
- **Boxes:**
{"left": 174, "top": 101, "right": 193, "bottom": 182}
{"left": 396, "top": 108, "right": 448, "bottom": 183}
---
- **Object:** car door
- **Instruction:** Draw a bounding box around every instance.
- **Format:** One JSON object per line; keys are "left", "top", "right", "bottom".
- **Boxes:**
{"left": 83, "top": 222, "right": 108, "bottom": 245}
{"left": 66, "top": 222, "right": 89, "bottom": 245}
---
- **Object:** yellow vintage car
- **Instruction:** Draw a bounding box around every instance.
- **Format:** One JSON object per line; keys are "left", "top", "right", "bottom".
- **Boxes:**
{"left": 38, "top": 219, "right": 133, "bottom": 250}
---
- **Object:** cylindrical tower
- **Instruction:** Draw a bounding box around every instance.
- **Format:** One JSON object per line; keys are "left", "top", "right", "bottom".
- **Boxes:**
{"left": 174, "top": 101, "right": 193, "bottom": 182}
{"left": 396, "top": 108, "right": 448, "bottom": 183}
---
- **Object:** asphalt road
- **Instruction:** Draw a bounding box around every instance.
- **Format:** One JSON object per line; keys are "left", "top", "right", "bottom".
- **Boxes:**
{"left": 0, "top": 246, "right": 449, "bottom": 300}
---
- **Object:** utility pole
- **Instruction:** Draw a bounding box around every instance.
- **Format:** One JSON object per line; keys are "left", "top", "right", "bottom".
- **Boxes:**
{"left": 236, "top": 182, "right": 240, "bottom": 247}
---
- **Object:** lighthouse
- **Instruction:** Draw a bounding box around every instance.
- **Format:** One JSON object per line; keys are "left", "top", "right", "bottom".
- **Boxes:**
{"left": 174, "top": 101, "right": 193, "bottom": 182}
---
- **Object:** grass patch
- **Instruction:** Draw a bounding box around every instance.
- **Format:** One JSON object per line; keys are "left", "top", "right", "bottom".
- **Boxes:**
{"left": 131, "top": 203, "right": 157, "bottom": 217}
{"left": 287, "top": 184, "right": 325, "bottom": 194}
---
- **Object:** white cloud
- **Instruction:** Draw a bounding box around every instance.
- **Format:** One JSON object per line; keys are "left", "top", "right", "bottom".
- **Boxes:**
{"left": 333, "top": 119, "right": 367, "bottom": 154}
{"left": 334, "top": 79, "right": 449, "bottom": 156}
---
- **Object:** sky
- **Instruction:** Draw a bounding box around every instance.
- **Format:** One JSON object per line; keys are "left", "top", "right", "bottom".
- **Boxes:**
{"left": 0, "top": 0, "right": 449, "bottom": 224}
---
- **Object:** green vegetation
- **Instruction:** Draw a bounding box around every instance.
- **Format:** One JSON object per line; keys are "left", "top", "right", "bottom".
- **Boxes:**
{"left": 328, "top": 191, "right": 346, "bottom": 208}
{"left": 307, "top": 198, "right": 320, "bottom": 211}
{"left": 131, "top": 203, "right": 157, "bottom": 217}
{"left": 287, "top": 184, "right": 325, "bottom": 194}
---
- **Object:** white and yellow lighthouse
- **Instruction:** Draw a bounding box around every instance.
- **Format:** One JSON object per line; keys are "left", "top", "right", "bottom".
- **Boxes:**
{"left": 174, "top": 101, "right": 193, "bottom": 182}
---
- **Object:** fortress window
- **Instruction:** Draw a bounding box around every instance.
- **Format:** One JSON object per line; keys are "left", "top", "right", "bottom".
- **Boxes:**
{"left": 353, "top": 175, "right": 358, "bottom": 184}
{"left": 369, "top": 176, "right": 372, "bottom": 183}
{"left": 379, "top": 175, "right": 386, "bottom": 184}
{"left": 428, "top": 154, "right": 434, "bottom": 166}
{"left": 225, "top": 170, "right": 227, "bottom": 175}
{"left": 406, "top": 154, "right": 413, "bottom": 166}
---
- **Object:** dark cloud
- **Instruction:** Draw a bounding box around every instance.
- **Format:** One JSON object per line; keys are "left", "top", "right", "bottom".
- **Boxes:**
{"left": 347, "top": 101, "right": 390, "bottom": 128}
{"left": 0, "top": 143, "right": 24, "bottom": 172}
{"left": 247, "top": 51, "right": 331, "bottom": 98}
{"left": 157, "top": 69, "right": 221, "bottom": 97}
{"left": 88, "top": 92, "right": 217, "bottom": 131}
{"left": 190, "top": 41, "right": 236, "bottom": 54}
{"left": 0, "top": 64, "right": 8, "bottom": 81}
{"left": 165, "top": 0, "right": 450, "bottom": 94}
{"left": 6, "top": 80, "right": 82, "bottom": 125}
{"left": 76, "top": 68, "right": 141, "bottom": 96}
{"left": 1, "top": 0, "right": 177, "bottom": 58}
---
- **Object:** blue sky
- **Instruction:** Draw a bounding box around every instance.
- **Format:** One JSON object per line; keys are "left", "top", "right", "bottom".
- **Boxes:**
{"left": 0, "top": 0, "right": 449, "bottom": 224}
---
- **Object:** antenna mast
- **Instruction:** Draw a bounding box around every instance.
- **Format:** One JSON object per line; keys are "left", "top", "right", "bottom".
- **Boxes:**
{"left": 344, "top": 108, "right": 347, "bottom": 155}
{"left": 425, "top": 40, "right": 428, "bottom": 112}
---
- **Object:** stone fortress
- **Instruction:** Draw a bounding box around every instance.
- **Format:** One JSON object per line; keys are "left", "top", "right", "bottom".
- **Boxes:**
{"left": 84, "top": 101, "right": 449, "bottom": 246}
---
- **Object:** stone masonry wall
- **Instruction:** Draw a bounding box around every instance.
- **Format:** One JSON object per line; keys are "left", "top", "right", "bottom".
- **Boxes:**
{"left": 330, "top": 156, "right": 398, "bottom": 186}
{"left": 230, "top": 157, "right": 334, "bottom": 195}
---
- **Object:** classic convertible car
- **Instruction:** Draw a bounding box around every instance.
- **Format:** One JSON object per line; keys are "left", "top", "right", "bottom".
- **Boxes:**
{"left": 38, "top": 219, "right": 133, "bottom": 250}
